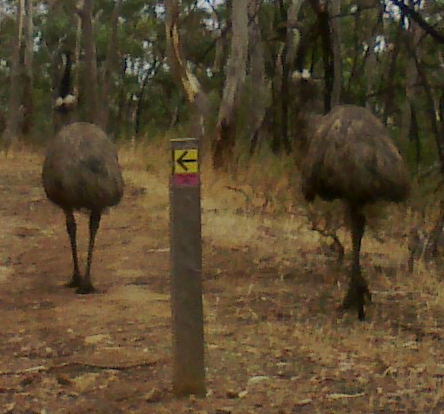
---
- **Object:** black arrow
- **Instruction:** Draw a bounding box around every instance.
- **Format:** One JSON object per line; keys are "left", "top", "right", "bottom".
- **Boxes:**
{"left": 177, "top": 151, "right": 197, "bottom": 172}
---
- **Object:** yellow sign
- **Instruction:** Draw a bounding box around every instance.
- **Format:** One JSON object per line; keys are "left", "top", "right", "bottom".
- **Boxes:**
{"left": 173, "top": 149, "right": 198, "bottom": 174}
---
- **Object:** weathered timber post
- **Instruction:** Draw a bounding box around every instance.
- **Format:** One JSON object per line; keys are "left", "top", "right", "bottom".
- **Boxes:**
{"left": 169, "top": 138, "right": 205, "bottom": 397}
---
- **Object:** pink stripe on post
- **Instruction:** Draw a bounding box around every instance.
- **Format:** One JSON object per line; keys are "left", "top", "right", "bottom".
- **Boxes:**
{"left": 173, "top": 174, "right": 199, "bottom": 187}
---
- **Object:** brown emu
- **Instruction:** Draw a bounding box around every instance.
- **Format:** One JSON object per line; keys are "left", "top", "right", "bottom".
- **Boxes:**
{"left": 42, "top": 52, "right": 124, "bottom": 293}
{"left": 301, "top": 105, "right": 410, "bottom": 320}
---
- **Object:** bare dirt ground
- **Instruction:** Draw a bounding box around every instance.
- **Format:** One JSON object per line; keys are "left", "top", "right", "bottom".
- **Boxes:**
{"left": 1, "top": 148, "right": 444, "bottom": 413}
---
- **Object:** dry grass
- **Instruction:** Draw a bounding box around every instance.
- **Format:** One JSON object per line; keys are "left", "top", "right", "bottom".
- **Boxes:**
{"left": 116, "top": 139, "right": 444, "bottom": 409}
{"left": 2, "top": 141, "right": 444, "bottom": 413}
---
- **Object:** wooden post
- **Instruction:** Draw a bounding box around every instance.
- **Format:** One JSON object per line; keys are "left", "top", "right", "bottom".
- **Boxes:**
{"left": 169, "top": 138, "right": 205, "bottom": 397}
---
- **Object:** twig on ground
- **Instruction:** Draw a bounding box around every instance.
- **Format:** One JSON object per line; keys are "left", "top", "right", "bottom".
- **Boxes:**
{"left": 0, "top": 359, "right": 158, "bottom": 376}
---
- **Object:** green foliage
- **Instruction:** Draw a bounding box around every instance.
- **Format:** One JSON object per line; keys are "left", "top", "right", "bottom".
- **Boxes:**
{"left": 0, "top": 0, "right": 443, "bottom": 183}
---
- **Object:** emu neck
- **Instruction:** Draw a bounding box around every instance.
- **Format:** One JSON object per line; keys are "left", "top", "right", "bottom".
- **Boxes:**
{"left": 54, "top": 110, "right": 74, "bottom": 133}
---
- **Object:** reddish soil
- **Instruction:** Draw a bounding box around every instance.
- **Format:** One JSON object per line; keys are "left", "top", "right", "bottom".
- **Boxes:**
{"left": 0, "top": 151, "right": 444, "bottom": 413}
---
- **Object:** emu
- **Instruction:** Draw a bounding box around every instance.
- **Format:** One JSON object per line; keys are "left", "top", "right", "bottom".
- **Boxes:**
{"left": 42, "top": 52, "right": 124, "bottom": 293}
{"left": 301, "top": 105, "right": 410, "bottom": 320}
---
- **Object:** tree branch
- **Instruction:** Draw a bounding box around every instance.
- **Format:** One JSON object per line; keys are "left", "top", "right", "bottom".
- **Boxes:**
{"left": 390, "top": 0, "right": 444, "bottom": 44}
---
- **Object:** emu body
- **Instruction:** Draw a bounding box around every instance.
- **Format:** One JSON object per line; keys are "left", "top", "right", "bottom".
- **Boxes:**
{"left": 302, "top": 105, "right": 410, "bottom": 320}
{"left": 42, "top": 122, "right": 124, "bottom": 293}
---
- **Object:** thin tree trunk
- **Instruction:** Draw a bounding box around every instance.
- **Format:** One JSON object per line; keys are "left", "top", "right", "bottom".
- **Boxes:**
{"left": 22, "top": 0, "right": 34, "bottom": 136}
{"left": 100, "top": 0, "right": 122, "bottom": 131}
{"left": 411, "top": 103, "right": 421, "bottom": 168}
{"left": 363, "top": 5, "right": 378, "bottom": 109}
{"left": 73, "top": 1, "right": 83, "bottom": 97}
{"left": 399, "top": 15, "right": 421, "bottom": 145}
{"left": 78, "top": 0, "right": 100, "bottom": 124}
{"left": 382, "top": 21, "right": 402, "bottom": 124}
{"left": 279, "top": 0, "right": 304, "bottom": 154}
{"left": 3, "top": 0, "right": 25, "bottom": 149}
{"left": 212, "top": 0, "right": 249, "bottom": 169}
{"left": 345, "top": 7, "right": 360, "bottom": 98}
{"left": 247, "top": 0, "right": 269, "bottom": 154}
{"left": 408, "top": 43, "right": 444, "bottom": 173}
{"left": 310, "top": 0, "right": 333, "bottom": 113}
{"left": 134, "top": 61, "right": 160, "bottom": 137}
{"left": 329, "top": 0, "right": 341, "bottom": 107}
{"left": 116, "top": 58, "right": 127, "bottom": 137}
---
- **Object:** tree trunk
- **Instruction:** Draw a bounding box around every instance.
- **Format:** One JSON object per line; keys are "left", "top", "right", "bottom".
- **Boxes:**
{"left": 329, "top": 0, "right": 341, "bottom": 107}
{"left": 79, "top": 0, "right": 100, "bottom": 125}
{"left": 99, "top": 0, "right": 122, "bottom": 131}
{"left": 116, "top": 58, "right": 127, "bottom": 137}
{"left": 22, "top": 0, "right": 34, "bottom": 137}
{"left": 408, "top": 43, "right": 444, "bottom": 173}
{"left": 73, "top": 1, "right": 83, "bottom": 97}
{"left": 345, "top": 6, "right": 361, "bottom": 99}
{"left": 278, "top": 0, "right": 304, "bottom": 154}
{"left": 165, "top": 0, "right": 208, "bottom": 140}
{"left": 247, "top": 0, "right": 269, "bottom": 154}
{"left": 134, "top": 61, "right": 160, "bottom": 137}
{"left": 382, "top": 22, "right": 402, "bottom": 124}
{"left": 411, "top": 103, "right": 421, "bottom": 167}
{"left": 212, "top": 0, "right": 249, "bottom": 169}
{"left": 399, "top": 16, "right": 421, "bottom": 146}
{"left": 363, "top": 3, "right": 378, "bottom": 109}
{"left": 3, "top": 0, "right": 25, "bottom": 149}
{"left": 310, "top": 0, "right": 333, "bottom": 113}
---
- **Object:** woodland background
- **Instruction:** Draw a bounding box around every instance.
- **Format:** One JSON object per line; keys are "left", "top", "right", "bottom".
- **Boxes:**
{"left": 1, "top": 0, "right": 444, "bottom": 250}
{"left": 1, "top": 3, "right": 444, "bottom": 412}
{"left": 0, "top": 0, "right": 443, "bottom": 168}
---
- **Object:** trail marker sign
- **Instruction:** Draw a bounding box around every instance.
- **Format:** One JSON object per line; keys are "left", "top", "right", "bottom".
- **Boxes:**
{"left": 174, "top": 149, "right": 198, "bottom": 174}
{"left": 169, "top": 138, "right": 205, "bottom": 397}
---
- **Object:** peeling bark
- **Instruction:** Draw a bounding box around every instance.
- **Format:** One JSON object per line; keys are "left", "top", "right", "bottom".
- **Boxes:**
{"left": 212, "top": 0, "right": 249, "bottom": 168}
{"left": 165, "top": 0, "right": 202, "bottom": 106}
{"left": 165, "top": 0, "right": 207, "bottom": 140}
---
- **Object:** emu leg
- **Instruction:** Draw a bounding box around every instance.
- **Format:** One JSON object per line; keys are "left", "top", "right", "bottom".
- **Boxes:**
{"left": 77, "top": 211, "right": 101, "bottom": 294}
{"left": 64, "top": 209, "right": 81, "bottom": 288}
{"left": 342, "top": 205, "right": 372, "bottom": 320}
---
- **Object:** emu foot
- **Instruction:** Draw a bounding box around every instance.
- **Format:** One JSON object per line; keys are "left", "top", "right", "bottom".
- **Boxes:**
{"left": 342, "top": 283, "right": 372, "bottom": 321}
{"left": 76, "top": 283, "right": 97, "bottom": 295}
{"left": 65, "top": 274, "right": 81, "bottom": 288}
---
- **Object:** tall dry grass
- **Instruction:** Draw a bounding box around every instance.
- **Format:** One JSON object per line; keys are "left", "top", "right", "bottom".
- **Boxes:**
{"left": 118, "top": 138, "right": 414, "bottom": 278}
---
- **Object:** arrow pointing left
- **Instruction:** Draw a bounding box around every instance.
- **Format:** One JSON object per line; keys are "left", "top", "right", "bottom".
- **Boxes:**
{"left": 174, "top": 149, "right": 198, "bottom": 174}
